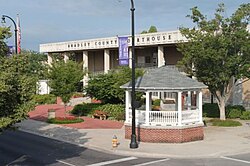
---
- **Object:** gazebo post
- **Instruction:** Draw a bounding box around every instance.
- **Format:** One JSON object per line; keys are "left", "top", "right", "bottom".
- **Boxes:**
{"left": 125, "top": 90, "right": 131, "bottom": 123}
{"left": 177, "top": 91, "right": 182, "bottom": 126}
{"left": 145, "top": 91, "right": 151, "bottom": 125}
{"left": 198, "top": 91, "right": 203, "bottom": 123}
{"left": 187, "top": 91, "right": 191, "bottom": 111}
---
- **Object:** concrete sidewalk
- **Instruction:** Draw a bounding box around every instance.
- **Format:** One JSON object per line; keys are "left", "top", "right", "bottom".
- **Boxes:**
{"left": 17, "top": 119, "right": 250, "bottom": 159}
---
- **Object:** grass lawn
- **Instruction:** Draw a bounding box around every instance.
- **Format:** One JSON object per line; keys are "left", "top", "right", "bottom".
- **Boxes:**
{"left": 207, "top": 118, "right": 242, "bottom": 127}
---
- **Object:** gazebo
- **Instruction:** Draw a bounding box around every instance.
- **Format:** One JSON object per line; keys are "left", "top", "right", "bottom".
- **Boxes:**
{"left": 121, "top": 66, "right": 207, "bottom": 143}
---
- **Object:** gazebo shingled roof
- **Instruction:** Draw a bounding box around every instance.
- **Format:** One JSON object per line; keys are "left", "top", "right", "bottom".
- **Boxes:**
{"left": 121, "top": 66, "right": 207, "bottom": 91}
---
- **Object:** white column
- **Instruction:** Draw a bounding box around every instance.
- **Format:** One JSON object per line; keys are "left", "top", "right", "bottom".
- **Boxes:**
{"left": 47, "top": 53, "right": 52, "bottom": 66}
{"left": 145, "top": 91, "right": 152, "bottom": 125}
{"left": 158, "top": 46, "right": 165, "bottom": 67}
{"left": 160, "top": 92, "right": 164, "bottom": 99}
{"left": 177, "top": 91, "right": 182, "bottom": 126}
{"left": 198, "top": 91, "right": 203, "bottom": 123}
{"left": 63, "top": 52, "right": 69, "bottom": 62}
{"left": 187, "top": 91, "right": 191, "bottom": 111}
{"left": 129, "top": 47, "right": 132, "bottom": 68}
{"left": 83, "top": 51, "right": 88, "bottom": 86}
{"left": 125, "top": 91, "right": 132, "bottom": 123}
{"left": 175, "top": 92, "right": 178, "bottom": 111}
{"left": 104, "top": 49, "right": 110, "bottom": 73}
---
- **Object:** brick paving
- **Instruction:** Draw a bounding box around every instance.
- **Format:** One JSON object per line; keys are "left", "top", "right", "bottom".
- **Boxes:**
{"left": 28, "top": 104, "right": 124, "bottom": 129}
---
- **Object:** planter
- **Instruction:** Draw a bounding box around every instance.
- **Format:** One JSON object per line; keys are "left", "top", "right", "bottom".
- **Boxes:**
{"left": 48, "top": 109, "right": 56, "bottom": 119}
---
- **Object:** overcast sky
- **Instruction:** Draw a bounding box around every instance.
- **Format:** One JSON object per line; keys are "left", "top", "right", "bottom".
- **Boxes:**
{"left": 1, "top": 0, "right": 249, "bottom": 51}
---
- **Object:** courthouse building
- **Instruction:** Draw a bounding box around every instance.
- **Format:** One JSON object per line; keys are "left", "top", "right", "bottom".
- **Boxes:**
{"left": 40, "top": 30, "right": 250, "bottom": 109}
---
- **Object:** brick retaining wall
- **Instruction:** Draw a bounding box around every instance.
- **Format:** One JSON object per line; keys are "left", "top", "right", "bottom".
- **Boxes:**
{"left": 125, "top": 125, "right": 204, "bottom": 143}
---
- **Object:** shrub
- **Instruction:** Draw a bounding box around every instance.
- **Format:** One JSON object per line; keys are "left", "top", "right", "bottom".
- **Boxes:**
{"left": 227, "top": 109, "right": 242, "bottom": 119}
{"left": 209, "top": 119, "right": 242, "bottom": 127}
{"left": 153, "top": 99, "right": 161, "bottom": 106}
{"left": 226, "top": 105, "right": 246, "bottom": 118}
{"left": 240, "top": 111, "right": 250, "bottom": 120}
{"left": 32, "top": 94, "right": 56, "bottom": 105}
{"left": 72, "top": 92, "right": 84, "bottom": 98}
{"left": 71, "top": 103, "right": 102, "bottom": 116}
{"left": 202, "top": 103, "right": 220, "bottom": 118}
{"left": 47, "top": 117, "right": 84, "bottom": 124}
{"left": 226, "top": 105, "right": 246, "bottom": 112}
{"left": 98, "top": 104, "right": 125, "bottom": 121}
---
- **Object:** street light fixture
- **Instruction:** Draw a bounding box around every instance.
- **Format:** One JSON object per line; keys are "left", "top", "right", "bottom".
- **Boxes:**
{"left": 1, "top": 15, "right": 18, "bottom": 54}
{"left": 129, "top": 0, "right": 138, "bottom": 149}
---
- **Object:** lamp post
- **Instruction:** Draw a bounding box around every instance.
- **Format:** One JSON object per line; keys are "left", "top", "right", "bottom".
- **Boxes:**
{"left": 1, "top": 15, "right": 18, "bottom": 54}
{"left": 129, "top": 0, "right": 138, "bottom": 149}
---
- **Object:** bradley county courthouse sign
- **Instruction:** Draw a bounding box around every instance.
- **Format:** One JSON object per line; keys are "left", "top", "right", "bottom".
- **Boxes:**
{"left": 40, "top": 30, "right": 187, "bottom": 52}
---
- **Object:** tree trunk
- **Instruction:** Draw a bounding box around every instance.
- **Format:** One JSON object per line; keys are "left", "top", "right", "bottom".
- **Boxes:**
{"left": 214, "top": 92, "right": 227, "bottom": 121}
{"left": 218, "top": 99, "right": 226, "bottom": 120}
{"left": 64, "top": 104, "right": 67, "bottom": 113}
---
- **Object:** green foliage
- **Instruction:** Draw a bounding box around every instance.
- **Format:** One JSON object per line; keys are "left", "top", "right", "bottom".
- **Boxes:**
{"left": 0, "top": 53, "right": 44, "bottom": 131}
{"left": 32, "top": 94, "right": 56, "bottom": 105}
{"left": 141, "top": 30, "right": 148, "bottom": 34}
{"left": 240, "top": 111, "right": 250, "bottom": 120}
{"left": 48, "top": 60, "right": 84, "bottom": 105}
{"left": 226, "top": 105, "right": 246, "bottom": 112}
{"left": 71, "top": 103, "right": 102, "bottom": 116}
{"left": 85, "top": 66, "right": 144, "bottom": 104}
{"left": 20, "top": 50, "right": 48, "bottom": 79}
{"left": 0, "top": 26, "right": 11, "bottom": 57}
{"left": 141, "top": 25, "right": 158, "bottom": 34}
{"left": 209, "top": 119, "right": 242, "bottom": 127}
{"left": 72, "top": 92, "right": 84, "bottom": 98}
{"left": 148, "top": 26, "right": 158, "bottom": 33}
{"left": 226, "top": 109, "right": 242, "bottom": 119}
{"left": 226, "top": 105, "right": 246, "bottom": 118}
{"left": 47, "top": 117, "right": 84, "bottom": 124}
{"left": 153, "top": 99, "right": 161, "bottom": 106}
{"left": 98, "top": 104, "right": 125, "bottom": 121}
{"left": 202, "top": 103, "right": 220, "bottom": 118}
{"left": 177, "top": 3, "right": 250, "bottom": 120}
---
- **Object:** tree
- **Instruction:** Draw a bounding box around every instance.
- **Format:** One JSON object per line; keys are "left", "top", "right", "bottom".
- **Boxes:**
{"left": 0, "top": 26, "right": 46, "bottom": 131}
{"left": 177, "top": 3, "right": 250, "bottom": 120}
{"left": 148, "top": 25, "right": 157, "bottom": 33}
{"left": 85, "top": 67, "right": 144, "bottom": 104}
{"left": 48, "top": 60, "right": 84, "bottom": 111}
{"left": 0, "top": 27, "right": 11, "bottom": 57}
{"left": 141, "top": 25, "right": 158, "bottom": 34}
{"left": 0, "top": 53, "right": 45, "bottom": 131}
{"left": 20, "top": 50, "right": 48, "bottom": 79}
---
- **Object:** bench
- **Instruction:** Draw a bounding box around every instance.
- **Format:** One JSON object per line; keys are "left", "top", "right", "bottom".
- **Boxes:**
{"left": 92, "top": 110, "right": 108, "bottom": 120}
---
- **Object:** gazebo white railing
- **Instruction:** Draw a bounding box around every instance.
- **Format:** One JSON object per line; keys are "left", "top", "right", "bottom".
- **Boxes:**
{"left": 126, "top": 109, "right": 200, "bottom": 126}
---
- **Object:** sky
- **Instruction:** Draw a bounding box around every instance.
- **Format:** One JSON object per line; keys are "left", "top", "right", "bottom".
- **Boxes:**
{"left": 1, "top": 0, "right": 249, "bottom": 52}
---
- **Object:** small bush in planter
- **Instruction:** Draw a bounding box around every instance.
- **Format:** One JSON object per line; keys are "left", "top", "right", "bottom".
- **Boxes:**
{"left": 240, "top": 111, "right": 250, "bottom": 120}
{"left": 153, "top": 99, "right": 161, "bottom": 106}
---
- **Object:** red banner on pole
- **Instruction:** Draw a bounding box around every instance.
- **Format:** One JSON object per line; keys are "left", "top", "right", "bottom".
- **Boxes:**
{"left": 17, "top": 14, "right": 21, "bottom": 54}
